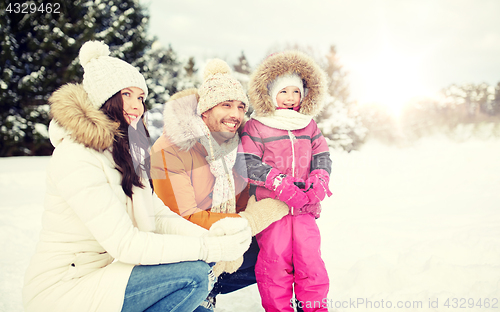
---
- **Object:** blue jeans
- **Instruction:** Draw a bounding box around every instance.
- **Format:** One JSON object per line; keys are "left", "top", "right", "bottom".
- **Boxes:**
{"left": 121, "top": 261, "right": 214, "bottom": 312}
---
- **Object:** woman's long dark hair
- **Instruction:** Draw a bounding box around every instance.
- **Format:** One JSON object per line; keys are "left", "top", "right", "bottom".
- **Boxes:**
{"left": 100, "top": 92, "right": 151, "bottom": 198}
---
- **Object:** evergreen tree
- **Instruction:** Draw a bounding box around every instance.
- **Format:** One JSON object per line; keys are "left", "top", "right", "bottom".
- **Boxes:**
{"left": 229, "top": 51, "right": 251, "bottom": 99}
{"left": 0, "top": 0, "right": 152, "bottom": 156}
{"left": 143, "top": 43, "right": 201, "bottom": 144}
{"left": 143, "top": 43, "right": 183, "bottom": 107}
{"left": 315, "top": 46, "right": 367, "bottom": 151}
{"left": 184, "top": 57, "right": 197, "bottom": 77}
{"left": 439, "top": 83, "right": 499, "bottom": 120}
{"left": 493, "top": 82, "right": 500, "bottom": 116}
{"left": 176, "top": 55, "right": 200, "bottom": 93}
{"left": 397, "top": 82, "right": 500, "bottom": 142}
{"left": 233, "top": 51, "right": 251, "bottom": 75}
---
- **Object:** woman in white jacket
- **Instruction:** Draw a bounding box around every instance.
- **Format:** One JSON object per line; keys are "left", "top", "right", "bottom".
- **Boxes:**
{"left": 22, "top": 41, "right": 252, "bottom": 312}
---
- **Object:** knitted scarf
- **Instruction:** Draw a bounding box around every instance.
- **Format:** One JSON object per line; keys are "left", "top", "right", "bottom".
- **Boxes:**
{"left": 126, "top": 120, "right": 156, "bottom": 232}
{"left": 251, "top": 108, "right": 313, "bottom": 131}
{"left": 194, "top": 116, "right": 238, "bottom": 214}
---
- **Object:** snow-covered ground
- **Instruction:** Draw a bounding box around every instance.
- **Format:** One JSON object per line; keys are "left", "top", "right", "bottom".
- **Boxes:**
{"left": 1, "top": 136, "right": 499, "bottom": 312}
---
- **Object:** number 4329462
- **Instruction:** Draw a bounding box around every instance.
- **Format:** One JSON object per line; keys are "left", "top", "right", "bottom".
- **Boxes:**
{"left": 444, "top": 298, "right": 498, "bottom": 309}
{"left": 6, "top": 3, "right": 61, "bottom": 14}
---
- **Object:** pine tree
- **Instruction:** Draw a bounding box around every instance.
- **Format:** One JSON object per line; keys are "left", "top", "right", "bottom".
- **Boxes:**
{"left": 233, "top": 51, "right": 251, "bottom": 75}
{"left": 143, "top": 43, "right": 200, "bottom": 106}
{"left": 176, "top": 55, "right": 200, "bottom": 94}
{"left": 0, "top": 0, "right": 152, "bottom": 156}
{"left": 398, "top": 81, "right": 500, "bottom": 142}
{"left": 230, "top": 51, "right": 251, "bottom": 99}
{"left": 493, "top": 82, "right": 500, "bottom": 116}
{"left": 142, "top": 43, "right": 202, "bottom": 144}
{"left": 184, "top": 57, "right": 197, "bottom": 77}
{"left": 315, "top": 46, "right": 367, "bottom": 151}
{"left": 439, "top": 83, "right": 497, "bottom": 120}
{"left": 143, "top": 44, "right": 182, "bottom": 107}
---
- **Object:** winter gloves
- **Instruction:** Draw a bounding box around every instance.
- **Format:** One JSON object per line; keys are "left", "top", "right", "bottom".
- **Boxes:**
{"left": 211, "top": 196, "right": 289, "bottom": 276}
{"left": 239, "top": 195, "right": 289, "bottom": 236}
{"left": 265, "top": 168, "right": 309, "bottom": 213}
{"left": 304, "top": 169, "right": 333, "bottom": 204}
{"left": 203, "top": 170, "right": 332, "bottom": 275}
{"left": 265, "top": 168, "right": 332, "bottom": 214}
{"left": 201, "top": 217, "right": 252, "bottom": 263}
{"left": 212, "top": 256, "right": 243, "bottom": 277}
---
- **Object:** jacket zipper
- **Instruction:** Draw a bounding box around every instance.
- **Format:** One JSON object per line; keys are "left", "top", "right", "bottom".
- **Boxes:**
{"left": 288, "top": 130, "right": 296, "bottom": 177}
{"left": 288, "top": 130, "right": 296, "bottom": 215}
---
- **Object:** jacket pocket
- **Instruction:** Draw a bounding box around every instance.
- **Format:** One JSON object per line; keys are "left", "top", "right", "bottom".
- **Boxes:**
{"left": 61, "top": 251, "right": 114, "bottom": 281}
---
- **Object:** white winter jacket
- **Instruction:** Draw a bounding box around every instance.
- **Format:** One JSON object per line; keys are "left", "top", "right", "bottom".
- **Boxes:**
{"left": 22, "top": 83, "right": 208, "bottom": 312}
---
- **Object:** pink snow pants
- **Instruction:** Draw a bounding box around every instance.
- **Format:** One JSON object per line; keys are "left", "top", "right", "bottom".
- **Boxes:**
{"left": 255, "top": 214, "right": 329, "bottom": 312}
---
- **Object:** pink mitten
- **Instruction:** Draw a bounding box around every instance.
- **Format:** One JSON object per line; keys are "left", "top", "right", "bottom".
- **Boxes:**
{"left": 304, "top": 170, "right": 332, "bottom": 204}
{"left": 273, "top": 175, "right": 309, "bottom": 213}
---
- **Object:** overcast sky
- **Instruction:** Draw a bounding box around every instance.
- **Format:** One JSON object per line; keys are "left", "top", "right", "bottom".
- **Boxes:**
{"left": 140, "top": 0, "right": 500, "bottom": 112}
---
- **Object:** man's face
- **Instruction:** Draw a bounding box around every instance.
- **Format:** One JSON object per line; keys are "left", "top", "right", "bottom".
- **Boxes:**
{"left": 202, "top": 100, "right": 246, "bottom": 144}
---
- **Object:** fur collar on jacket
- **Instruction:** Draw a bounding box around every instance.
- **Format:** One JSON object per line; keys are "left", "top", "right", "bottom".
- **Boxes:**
{"left": 248, "top": 50, "right": 327, "bottom": 118}
{"left": 162, "top": 88, "right": 246, "bottom": 151}
{"left": 49, "top": 83, "right": 118, "bottom": 150}
{"left": 162, "top": 88, "right": 202, "bottom": 151}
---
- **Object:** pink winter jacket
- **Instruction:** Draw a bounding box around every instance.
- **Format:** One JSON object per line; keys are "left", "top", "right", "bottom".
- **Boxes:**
{"left": 236, "top": 118, "right": 331, "bottom": 217}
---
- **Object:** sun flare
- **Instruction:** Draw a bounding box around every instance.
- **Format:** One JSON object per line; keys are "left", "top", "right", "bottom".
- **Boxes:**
{"left": 349, "top": 44, "right": 429, "bottom": 116}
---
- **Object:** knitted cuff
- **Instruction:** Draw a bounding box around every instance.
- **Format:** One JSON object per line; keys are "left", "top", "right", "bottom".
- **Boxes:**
{"left": 238, "top": 211, "right": 258, "bottom": 236}
{"left": 201, "top": 236, "right": 222, "bottom": 263}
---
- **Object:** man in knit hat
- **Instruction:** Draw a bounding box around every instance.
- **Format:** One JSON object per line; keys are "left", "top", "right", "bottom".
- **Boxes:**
{"left": 150, "top": 59, "right": 289, "bottom": 311}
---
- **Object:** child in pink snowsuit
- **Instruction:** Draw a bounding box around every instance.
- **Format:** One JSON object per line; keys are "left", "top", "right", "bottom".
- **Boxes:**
{"left": 236, "top": 51, "right": 332, "bottom": 312}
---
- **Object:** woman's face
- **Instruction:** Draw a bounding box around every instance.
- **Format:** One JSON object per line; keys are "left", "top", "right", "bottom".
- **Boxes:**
{"left": 121, "top": 87, "right": 145, "bottom": 128}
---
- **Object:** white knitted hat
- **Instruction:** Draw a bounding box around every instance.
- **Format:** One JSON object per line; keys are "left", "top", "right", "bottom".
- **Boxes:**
{"left": 79, "top": 41, "right": 148, "bottom": 108}
{"left": 197, "top": 59, "right": 248, "bottom": 115}
{"left": 268, "top": 73, "right": 304, "bottom": 107}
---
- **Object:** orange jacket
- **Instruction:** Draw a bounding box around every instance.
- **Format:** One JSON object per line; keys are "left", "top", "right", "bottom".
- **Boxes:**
{"left": 150, "top": 90, "right": 249, "bottom": 230}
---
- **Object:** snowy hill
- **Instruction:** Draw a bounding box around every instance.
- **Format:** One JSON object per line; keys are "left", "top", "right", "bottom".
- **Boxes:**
{"left": 1, "top": 137, "right": 499, "bottom": 312}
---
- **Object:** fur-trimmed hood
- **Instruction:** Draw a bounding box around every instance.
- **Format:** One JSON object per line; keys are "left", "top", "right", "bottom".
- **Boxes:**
{"left": 48, "top": 83, "right": 118, "bottom": 150}
{"left": 248, "top": 50, "right": 327, "bottom": 117}
{"left": 162, "top": 88, "right": 202, "bottom": 151}
{"left": 162, "top": 88, "right": 246, "bottom": 151}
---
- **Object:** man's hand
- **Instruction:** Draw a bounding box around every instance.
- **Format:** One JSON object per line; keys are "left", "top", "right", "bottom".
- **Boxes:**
{"left": 212, "top": 256, "right": 244, "bottom": 277}
{"left": 239, "top": 195, "right": 288, "bottom": 235}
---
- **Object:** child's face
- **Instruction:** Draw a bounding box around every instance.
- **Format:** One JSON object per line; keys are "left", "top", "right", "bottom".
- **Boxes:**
{"left": 276, "top": 86, "right": 301, "bottom": 109}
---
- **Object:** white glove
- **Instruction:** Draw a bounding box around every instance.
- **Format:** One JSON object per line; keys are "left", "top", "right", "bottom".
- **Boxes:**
{"left": 208, "top": 217, "right": 250, "bottom": 236}
{"left": 201, "top": 218, "right": 252, "bottom": 263}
